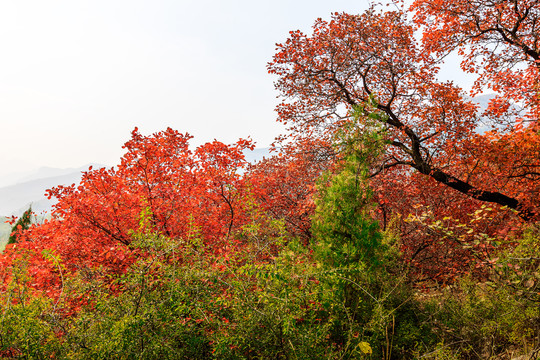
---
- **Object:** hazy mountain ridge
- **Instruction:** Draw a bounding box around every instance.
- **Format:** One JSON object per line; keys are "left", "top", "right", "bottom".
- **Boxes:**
{"left": 243, "top": 147, "right": 272, "bottom": 164}
{"left": 1, "top": 164, "right": 100, "bottom": 188}
{"left": 0, "top": 164, "right": 106, "bottom": 217}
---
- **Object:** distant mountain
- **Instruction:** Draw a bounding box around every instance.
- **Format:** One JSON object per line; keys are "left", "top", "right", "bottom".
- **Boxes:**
{"left": 15, "top": 165, "right": 97, "bottom": 184}
{"left": 0, "top": 169, "right": 37, "bottom": 188}
{"left": 469, "top": 93, "right": 522, "bottom": 133}
{"left": 0, "top": 165, "right": 96, "bottom": 188}
{"left": 0, "top": 164, "right": 106, "bottom": 217}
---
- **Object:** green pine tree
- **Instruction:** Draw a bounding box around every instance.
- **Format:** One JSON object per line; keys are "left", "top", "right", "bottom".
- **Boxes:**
{"left": 8, "top": 206, "right": 33, "bottom": 245}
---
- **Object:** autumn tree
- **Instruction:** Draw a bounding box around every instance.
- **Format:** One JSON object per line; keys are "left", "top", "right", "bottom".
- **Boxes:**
{"left": 265, "top": 4, "right": 540, "bottom": 280}
{"left": 412, "top": 0, "right": 540, "bottom": 219}
{"left": 267, "top": 7, "right": 538, "bottom": 223}
{"left": 0, "top": 128, "right": 259, "bottom": 300}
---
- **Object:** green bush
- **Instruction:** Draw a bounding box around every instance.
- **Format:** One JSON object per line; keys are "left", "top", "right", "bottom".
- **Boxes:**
{"left": 417, "top": 223, "right": 540, "bottom": 359}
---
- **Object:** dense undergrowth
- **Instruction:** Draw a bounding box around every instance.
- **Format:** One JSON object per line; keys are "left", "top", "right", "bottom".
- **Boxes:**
{"left": 1, "top": 206, "right": 539, "bottom": 359}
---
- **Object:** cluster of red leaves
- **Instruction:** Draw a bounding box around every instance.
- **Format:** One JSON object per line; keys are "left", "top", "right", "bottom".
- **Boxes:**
{"left": 0, "top": 128, "right": 259, "bottom": 302}
{"left": 372, "top": 168, "right": 521, "bottom": 282}
{"left": 412, "top": 0, "right": 540, "bottom": 124}
{"left": 246, "top": 137, "right": 334, "bottom": 243}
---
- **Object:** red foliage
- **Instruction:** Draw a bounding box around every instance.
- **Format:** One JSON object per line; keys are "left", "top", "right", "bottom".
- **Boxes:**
{"left": 0, "top": 128, "right": 257, "bottom": 300}
{"left": 412, "top": 0, "right": 540, "bottom": 124}
{"left": 246, "top": 137, "right": 333, "bottom": 243}
{"left": 372, "top": 168, "right": 521, "bottom": 282}
{"left": 266, "top": 5, "right": 539, "bottom": 281}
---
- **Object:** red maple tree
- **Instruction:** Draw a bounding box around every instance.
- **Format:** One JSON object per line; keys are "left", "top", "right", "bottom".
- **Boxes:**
{"left": 0, "top": 128, "right": 258, "bottom": 300}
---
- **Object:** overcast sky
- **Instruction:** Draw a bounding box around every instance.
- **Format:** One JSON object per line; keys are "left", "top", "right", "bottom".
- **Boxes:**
{"left": 0, "top": 0, "right": 472, "bottom": 181}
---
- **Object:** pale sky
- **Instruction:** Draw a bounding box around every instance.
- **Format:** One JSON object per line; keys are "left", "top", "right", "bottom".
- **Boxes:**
{"left": 0, "top": 0, "right": 473, "bottom": 181}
